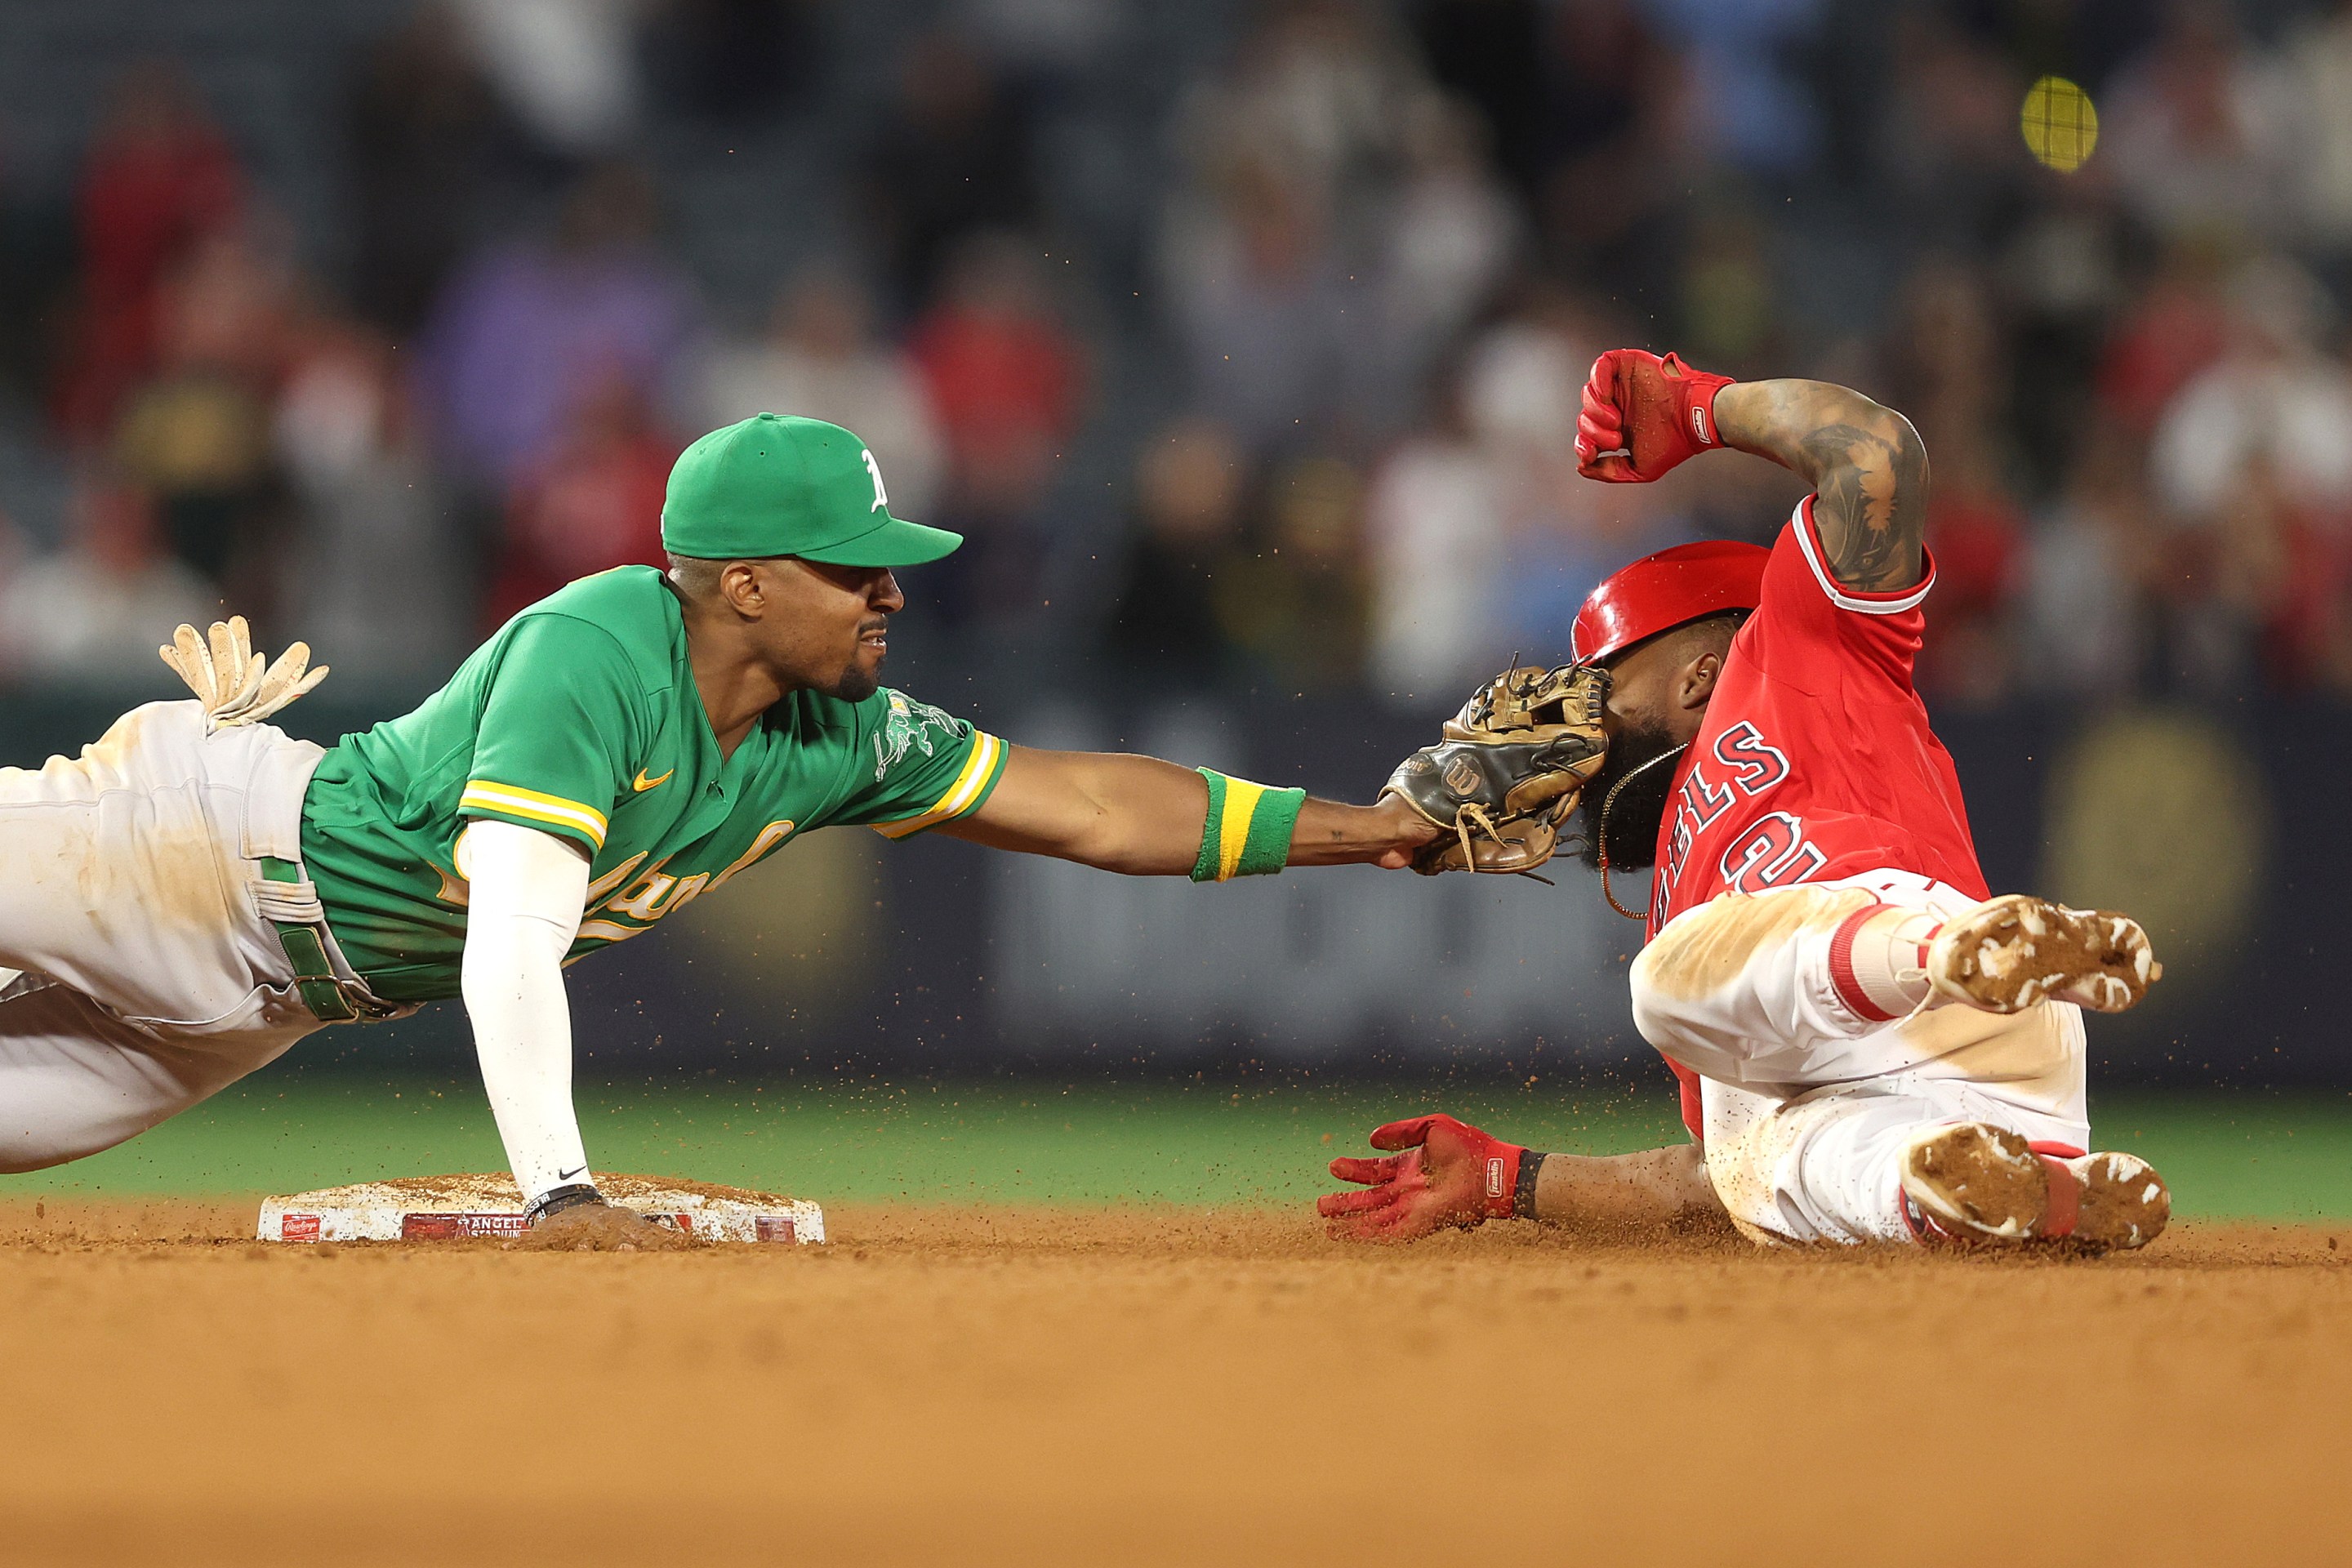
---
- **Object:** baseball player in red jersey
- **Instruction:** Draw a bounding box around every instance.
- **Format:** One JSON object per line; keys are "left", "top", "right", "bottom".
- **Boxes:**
{"left": 1321, "top": 351, "right": 2170, "bottom": 1250}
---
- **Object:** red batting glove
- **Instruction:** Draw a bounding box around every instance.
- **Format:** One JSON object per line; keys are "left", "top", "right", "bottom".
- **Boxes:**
{"left": 1316, "top": 1113, "right": 1526, "bottom": 1243}
{"left": 1575, "top": 349, "right": 1736, "bottom": 483}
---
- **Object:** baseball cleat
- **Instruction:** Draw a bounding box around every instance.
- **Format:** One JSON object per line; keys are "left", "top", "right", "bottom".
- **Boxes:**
{"left": 1897, "top": 1122, "right": 2169, "bottom": 1253}
{"left": 2057, "top": 1148, "right": 2172, "bottom": 1252}
{"left": 1927, "top": 893, "right": 2160, "bottom": 1014}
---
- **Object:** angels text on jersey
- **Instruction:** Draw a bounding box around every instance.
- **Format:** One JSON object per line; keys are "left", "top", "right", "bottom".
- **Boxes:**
{"left": 1659, "top": 719, "right": 1826, "bottom": 925}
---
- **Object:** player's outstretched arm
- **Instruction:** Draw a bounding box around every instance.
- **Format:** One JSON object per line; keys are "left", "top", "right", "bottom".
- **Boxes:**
{"left": 1710, "top": 378, "right": 1929, "bottom": 594}
{"left": 1319, "top": 1113, "right": 1727, "bottom": 1242}
{"left": 1572, "top": 349, "right": 1929, "bottom": 594}
{"left": 937, "top": 744, "right": 1441, "bottom": 875}
{"left": 458, "top": 822, "right": 687, "bottom": 1250}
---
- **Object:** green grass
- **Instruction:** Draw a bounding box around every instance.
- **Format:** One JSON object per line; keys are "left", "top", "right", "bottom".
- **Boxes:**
{"left": 2, "top": 1071, "right": 2346, "bottom": 1221}
{"left": 2093, "top": 1094, "right": 2352, "bottom": 1223}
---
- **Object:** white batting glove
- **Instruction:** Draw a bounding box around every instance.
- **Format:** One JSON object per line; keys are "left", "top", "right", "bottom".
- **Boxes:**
{"left": 159, "top": 615, "right": 329, "bottom": 733}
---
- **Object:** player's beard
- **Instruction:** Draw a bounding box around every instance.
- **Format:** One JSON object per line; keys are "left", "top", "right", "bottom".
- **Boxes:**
{"left": 1575, "top": 720, "right": 1684, "bottom": 872}
{"left": 833, "top": 618, "right": 889, "bottom": 701}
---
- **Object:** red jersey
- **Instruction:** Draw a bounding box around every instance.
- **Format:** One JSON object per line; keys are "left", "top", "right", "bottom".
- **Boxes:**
{"left": 1642, "top": 497, "right": 1989, "bottom": 1131}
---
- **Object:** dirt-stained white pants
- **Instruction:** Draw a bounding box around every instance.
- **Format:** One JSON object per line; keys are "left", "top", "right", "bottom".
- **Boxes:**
{"left": 0, "top": 702, "right": 378, "bottom": 1172}
{"left": 1630, "top": 871, "right": 2088, "bottom": 1245}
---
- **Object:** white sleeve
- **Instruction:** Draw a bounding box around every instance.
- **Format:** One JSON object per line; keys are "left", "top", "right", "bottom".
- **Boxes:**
{"left": 457, "top": 820, "right": 594, "bottom": 1205}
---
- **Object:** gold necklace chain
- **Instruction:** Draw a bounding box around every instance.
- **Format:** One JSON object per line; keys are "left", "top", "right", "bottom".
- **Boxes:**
{"left": 1594, "top": 744, "right": 1689, "bottom": 924}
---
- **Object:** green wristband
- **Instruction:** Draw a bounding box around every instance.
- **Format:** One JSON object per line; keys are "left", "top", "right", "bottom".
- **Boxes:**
{"left": 1236, "top": 786, "right": 1304, "bottom": 875}
{"left": 1191, "top": 769, "right": 1230, "bottom": 882}
{"left": 1191, "top": 769, "right": 1307, "bottom": 882}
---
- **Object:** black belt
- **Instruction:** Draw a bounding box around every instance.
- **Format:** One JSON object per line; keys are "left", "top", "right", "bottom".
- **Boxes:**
{"left": 254, "top": 857, "right": 399, "bottom": 1023}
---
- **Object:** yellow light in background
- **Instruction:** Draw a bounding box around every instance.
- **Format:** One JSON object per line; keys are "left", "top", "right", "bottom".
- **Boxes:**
{"left": 2021, "top": 74, "right": 2098, "bottom": 172}
{"left": 2039, "top": 708, "right": 2268, "bottom": 1016}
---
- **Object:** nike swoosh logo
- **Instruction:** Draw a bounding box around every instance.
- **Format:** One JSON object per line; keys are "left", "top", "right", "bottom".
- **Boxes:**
{"left": 557, "top": 1165, "right": 588, "bottom": 1182}
{"left": 632, "top": 768, "right": 674, "bottom": 792}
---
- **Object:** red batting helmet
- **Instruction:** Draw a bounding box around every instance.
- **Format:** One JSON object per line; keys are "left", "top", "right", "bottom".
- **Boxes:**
{"left": 1570, "top": 540, "right": 1770, "bottom": 666}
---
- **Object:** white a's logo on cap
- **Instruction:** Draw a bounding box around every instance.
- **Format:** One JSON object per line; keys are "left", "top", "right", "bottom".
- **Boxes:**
{"left": 862, "top": 448, "right": 889, "bottom": 512}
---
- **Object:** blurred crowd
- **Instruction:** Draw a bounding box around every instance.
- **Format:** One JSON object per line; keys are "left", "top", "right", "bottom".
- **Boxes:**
{"left": 5, "top": 0, "right": 2352, "bottom": 709}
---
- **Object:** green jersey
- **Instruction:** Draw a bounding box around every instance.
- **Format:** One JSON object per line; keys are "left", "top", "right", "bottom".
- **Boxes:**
{"left": 298, "top": 566, "right": 1007, "bottom": 1002}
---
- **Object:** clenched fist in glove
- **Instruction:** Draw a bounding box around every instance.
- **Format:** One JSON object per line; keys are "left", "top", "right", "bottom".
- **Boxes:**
{"left": 1383, "top": 662, "right": 1610, "bottom": 875}
{"left": 1318, "top": 1113, "right": 1533, "bottom": 1242}
{"left": 1575, "top": 350, "right": 1737, "bottom": 483}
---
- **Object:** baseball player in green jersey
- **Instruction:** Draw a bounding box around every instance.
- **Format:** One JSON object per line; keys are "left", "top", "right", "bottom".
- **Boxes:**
{"left": 0, "top": 414, "right": 1444, "bottom": 1247}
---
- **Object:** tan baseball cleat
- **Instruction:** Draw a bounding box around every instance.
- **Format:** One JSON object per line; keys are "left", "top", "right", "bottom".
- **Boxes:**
{"left": 1927, "top": 893, "right": 2161, "bottom": 1014}
{"left": 1898, "top": 1122, "right": 2170, "bottom": 1253}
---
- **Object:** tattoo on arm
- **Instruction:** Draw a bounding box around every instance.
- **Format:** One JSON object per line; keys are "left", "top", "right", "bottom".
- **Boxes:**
{"left": 1800, "top": 418, "right": 1929, "bottom": 594}
{"left": 1712, "top": 380, "right": 1931, "bottom": 595}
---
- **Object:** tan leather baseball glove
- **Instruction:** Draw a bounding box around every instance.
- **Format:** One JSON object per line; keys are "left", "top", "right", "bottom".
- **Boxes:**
{"left": 1382, "top": 663, "right": 1610, "bottom": 875}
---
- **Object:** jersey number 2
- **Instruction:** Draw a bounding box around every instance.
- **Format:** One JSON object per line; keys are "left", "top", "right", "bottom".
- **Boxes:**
{"left": 1719, "top": 811, "right": 1826, "bottom": 893}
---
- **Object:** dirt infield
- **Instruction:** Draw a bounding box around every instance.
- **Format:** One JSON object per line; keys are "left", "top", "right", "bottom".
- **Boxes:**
{"left": 2, "top": 1200, "right": 2345, "bottom": 1566}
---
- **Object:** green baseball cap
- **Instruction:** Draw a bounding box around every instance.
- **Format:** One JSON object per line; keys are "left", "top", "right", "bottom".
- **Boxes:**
{"left": 659, "top": 413, "right": 963, "bottom": 566}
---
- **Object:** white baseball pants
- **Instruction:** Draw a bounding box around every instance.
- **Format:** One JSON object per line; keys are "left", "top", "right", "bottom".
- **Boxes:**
{"left": 1630, "top": 871, "right": 2089, "bottom": 1245}
{"left": 0, "top": 702, "right": 366, "bottom": 1171}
